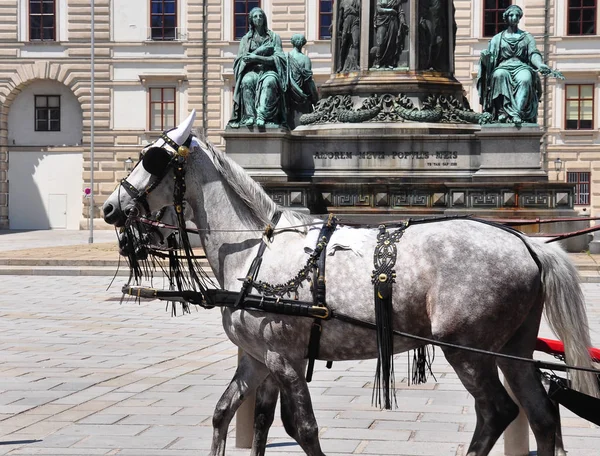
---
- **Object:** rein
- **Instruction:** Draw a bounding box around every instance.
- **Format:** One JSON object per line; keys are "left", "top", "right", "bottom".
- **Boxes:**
{"left": 134, "top": 213, "right": 599, "bottom": 245}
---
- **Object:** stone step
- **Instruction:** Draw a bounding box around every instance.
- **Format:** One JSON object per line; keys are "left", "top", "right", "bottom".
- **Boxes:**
{"left": 0, "top": 265, "right": 215, "bottom": 278}
{"left": 0, "top": 258, "right": 211, "bottom": 268}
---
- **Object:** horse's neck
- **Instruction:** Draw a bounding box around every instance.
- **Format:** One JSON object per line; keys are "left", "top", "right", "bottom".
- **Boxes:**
{"left": 186, "top": 152, "right": 271, "bottom": 288}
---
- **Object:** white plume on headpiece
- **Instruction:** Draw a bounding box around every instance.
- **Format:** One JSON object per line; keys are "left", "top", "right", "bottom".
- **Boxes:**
{"left": 166, "top": 109, "right": 196, "bottom": 146}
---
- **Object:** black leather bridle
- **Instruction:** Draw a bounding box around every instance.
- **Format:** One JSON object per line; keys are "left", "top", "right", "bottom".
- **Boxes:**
{"left": 119, "top": 132, "right": 191, "bottom": 217}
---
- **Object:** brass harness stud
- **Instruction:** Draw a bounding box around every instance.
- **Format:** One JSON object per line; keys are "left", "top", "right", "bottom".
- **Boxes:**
{"left": 177, "top": 145, "right": 190, "bottom": 157}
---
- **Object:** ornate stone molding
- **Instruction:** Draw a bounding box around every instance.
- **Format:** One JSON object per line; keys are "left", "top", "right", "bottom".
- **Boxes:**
{"left": 299, "top": 93, "right": 491, "bottom": 126}
{"left": 265, "top": 186, "right": 574, "bottom": 211}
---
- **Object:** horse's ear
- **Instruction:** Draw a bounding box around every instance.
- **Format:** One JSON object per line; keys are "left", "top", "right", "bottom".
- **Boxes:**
{"left": 142, "top": 147, "right": 171, "bottom": 176}
{"left": 166, "top": 110, "right": 196, "bottom": 146}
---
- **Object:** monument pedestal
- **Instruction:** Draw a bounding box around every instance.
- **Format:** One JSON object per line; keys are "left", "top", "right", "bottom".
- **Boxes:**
{"left": 474, "top": 124, "right": 547, "bottom": 182}
{"left": 225, "top": 122, "right": 579, "bottom": 242}
{"left": 222, "top": 128, "right": 291, "bottom": 183}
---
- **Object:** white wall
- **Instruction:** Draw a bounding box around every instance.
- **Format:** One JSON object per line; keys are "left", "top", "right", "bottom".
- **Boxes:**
{"left": 112, "top": 0, "right": 150, "bottom": 41}
{"left": 113, "top": 87, "right": 148, "bottom": 130}
{"left": 7, "top": 80, "right": 83, "bottom": 147}
{"left": 8, "top": 151, "right": 83, "bottom": 229}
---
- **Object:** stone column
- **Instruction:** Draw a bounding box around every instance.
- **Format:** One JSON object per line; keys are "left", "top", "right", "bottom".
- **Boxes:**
{"left": 359, "top": 1, "right": 370, "bottom": 72}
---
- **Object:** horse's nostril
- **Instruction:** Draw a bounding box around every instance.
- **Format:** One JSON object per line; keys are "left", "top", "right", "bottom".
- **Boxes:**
{"left": 103, "top": 203, "right": 115, "bottom": 221}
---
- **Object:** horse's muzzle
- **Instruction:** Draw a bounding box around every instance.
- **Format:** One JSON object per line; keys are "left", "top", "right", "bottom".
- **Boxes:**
{"left": 102, "top": 202, "right": 127, "bottom": 227}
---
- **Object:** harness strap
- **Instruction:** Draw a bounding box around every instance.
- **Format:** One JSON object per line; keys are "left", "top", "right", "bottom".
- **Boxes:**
{"left": 234, "top": 210, "right": 283, "bottom": 308}
{"left": 371, "top": 223, "right": 408, "bottom": 409}
{"left": 306, "top": 214, "right": 337, "bottom": 382}
{"left": 120, "top": 178, "right": 151, "bottom": 215}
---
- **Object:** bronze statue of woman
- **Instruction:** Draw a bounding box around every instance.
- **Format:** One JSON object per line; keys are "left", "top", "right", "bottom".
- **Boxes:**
{"left": 477, "top": 5, "right": 564, "bottom": 125}
{"left": 228, "top": 7, "right": 288, "bottom": 128}
{"left": 371, "top": 0, "right": 408, "bottom": 69}
{"left": 337, "top": 0, "right": 361, "bottom": 72}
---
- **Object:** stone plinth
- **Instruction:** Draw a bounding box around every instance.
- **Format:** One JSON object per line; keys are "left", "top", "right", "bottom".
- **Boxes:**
{"left": 224, "top": 122, "right": 578, "bottom": 225}
{"left": 223, "top": 123, "right": 582, "bottom": 250}
{"left": 474, "top": 124, "right": 547, "bottom": 181}
{"left": 288, "top": 122, "right": 478, "bottom": 181}
{"left": 222, "top": 128, "right": 292, "bottom": 183}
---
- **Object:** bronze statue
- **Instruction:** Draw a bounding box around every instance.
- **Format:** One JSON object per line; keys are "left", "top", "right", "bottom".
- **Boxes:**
{"left": 371, "top": 0, "right": 409, "bottom": 69}
{"left": 477, "top": 5, "right": 564, "bottom": 125}
{"left": 337, "top": 0, "right": 361, "bottom": 72}
{"left": 418, "top": 0, "right": 452, "bottom": 72}
{"left": 287, "top": 34, "right": 318, "bottom": 128}
{"left": 228, "top": 7, "right": 288, "bottom": 128}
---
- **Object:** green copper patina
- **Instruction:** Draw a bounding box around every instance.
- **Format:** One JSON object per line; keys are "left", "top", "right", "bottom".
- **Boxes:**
{"left": 287, "top": 34, "right": 318, "bottom": 128}
{"left": 477, "top": 5, "right": 564, "bottom": 126}
{"left": 228, "top": 7, "right": 288, "bottom": 129}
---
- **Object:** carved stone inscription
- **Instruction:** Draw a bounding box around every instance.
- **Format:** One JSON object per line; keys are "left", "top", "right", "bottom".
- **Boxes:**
{"left": 313, "top": 149, "right": 459, "bottom": 167}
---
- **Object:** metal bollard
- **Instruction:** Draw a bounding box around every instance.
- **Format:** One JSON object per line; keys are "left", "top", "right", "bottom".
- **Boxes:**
{"left": 235, "top": 348, "right": 255, "bottom": 448}
{"left": 504, "top": 379, "right": 530, "bottom": 456}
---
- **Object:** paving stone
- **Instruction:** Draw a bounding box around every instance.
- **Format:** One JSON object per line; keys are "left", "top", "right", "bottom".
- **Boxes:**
{"left": 53, "top": 423, "right": 150, "bottom": 436}
{"left": 0, "top": 273, "right": 599, "bottom": 455}
{"left": 362, "top": 440, "right": 459, "bottom": 455}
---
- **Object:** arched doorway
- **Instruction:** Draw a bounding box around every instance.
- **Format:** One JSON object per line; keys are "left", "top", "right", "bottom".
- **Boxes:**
{"left": 7, "top": 79, "right": 83, "bottom": 229}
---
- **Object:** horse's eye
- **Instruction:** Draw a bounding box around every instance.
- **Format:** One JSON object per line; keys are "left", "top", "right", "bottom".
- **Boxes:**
{"left": 142, "top": 147, "right": 172, "bottom": 176}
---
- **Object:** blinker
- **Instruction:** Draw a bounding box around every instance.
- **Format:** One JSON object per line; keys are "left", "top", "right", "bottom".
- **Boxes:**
{"left": 142, "top": 147, "right": 172, "bottom": 176}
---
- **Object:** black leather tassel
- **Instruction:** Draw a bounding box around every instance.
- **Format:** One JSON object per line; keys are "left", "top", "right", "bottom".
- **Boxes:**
{"left": 370, "top": 224, "right": 407, "bottom": 410}
{"left": 372, "top": 281, "right": 396, "bottom": 410}
{"left": 409, "top": 345, "right": 436, "bottom": 386}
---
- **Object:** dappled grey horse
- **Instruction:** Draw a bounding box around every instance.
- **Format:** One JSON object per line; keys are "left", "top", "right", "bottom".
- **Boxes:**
{"left": 102, "top": 111, "right": 599, "bottom": 456}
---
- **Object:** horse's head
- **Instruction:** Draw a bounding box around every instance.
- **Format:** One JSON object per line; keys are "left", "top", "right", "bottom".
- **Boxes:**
{"left": 102, "top": 110, "right": 197, "bottom": 227}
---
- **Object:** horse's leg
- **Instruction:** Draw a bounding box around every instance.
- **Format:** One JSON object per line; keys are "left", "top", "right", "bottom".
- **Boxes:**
{"left": 442, "top": 348, "right": 519, "bottom": 456}
{"left": 280, "top": 386, "right": 301, "bottom": 442}
{"left": 252, "top": 372, "right": 305, "bottom": 453}
{"left": 554, "top": 403, "right": 565, "bottom": 456}
{"left": 498, "top": 302, "right": 561, "bottom": 456}
{"left": 210, "top": 353, "right": 269, "bottom": 456}
{"left": 265, "top": 352, "right": 325, "bottom": 456}
{"left": 251, "top": 374, "right": 279, "bottom": 456}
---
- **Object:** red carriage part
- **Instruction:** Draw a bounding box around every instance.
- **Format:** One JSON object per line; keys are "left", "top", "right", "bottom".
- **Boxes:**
{"left": 536, "top": 337, "right": 600, "bottom": 363}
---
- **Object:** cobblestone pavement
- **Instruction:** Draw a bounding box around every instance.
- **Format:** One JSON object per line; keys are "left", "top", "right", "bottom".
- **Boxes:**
{"left": 0, "top": 275, "right": 598, "bottom": 455}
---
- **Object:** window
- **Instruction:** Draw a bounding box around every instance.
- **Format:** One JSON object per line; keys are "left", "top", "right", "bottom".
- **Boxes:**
{"left": 29, "top": 0, "right": 56, "bottom": 41}
{"left": 35, "top": 95, "right": 60, "bottom": 131}
{"left": 567, "top": 172, "right": 591, "bottom": 205}
{"left": 150, "top": 0, "right": 177, "bottom": 40}
{"left": 483, "top": 0, "right": 512, "bottom": 37}
{"left": 568, "top": 0, "right": 597, "bottom": 35}
{"left": 319, "top": 1, "right": 333, "bottom": 40}
{"left": 565, "top": 84, "right": 594, "bottom": 130}
{"left": 234, "top": 0, "right": 261, "bottom": 40}
{"left": 149, "top": 88, "right": 176, "bottom": 131}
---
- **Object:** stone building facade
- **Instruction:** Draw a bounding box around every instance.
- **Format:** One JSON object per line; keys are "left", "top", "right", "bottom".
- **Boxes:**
{"left": 0, "top": 0, "right": 598, "bottom": 229}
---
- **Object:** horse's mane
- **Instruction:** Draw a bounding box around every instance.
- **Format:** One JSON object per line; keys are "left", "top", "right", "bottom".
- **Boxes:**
{"left": 195, "top": 137, "right": 315, "bottom": 231}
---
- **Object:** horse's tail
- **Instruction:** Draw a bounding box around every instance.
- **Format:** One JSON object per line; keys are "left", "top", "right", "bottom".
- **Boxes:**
{"left": 524, "top": 237, "right": 599, "bottom": 397}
